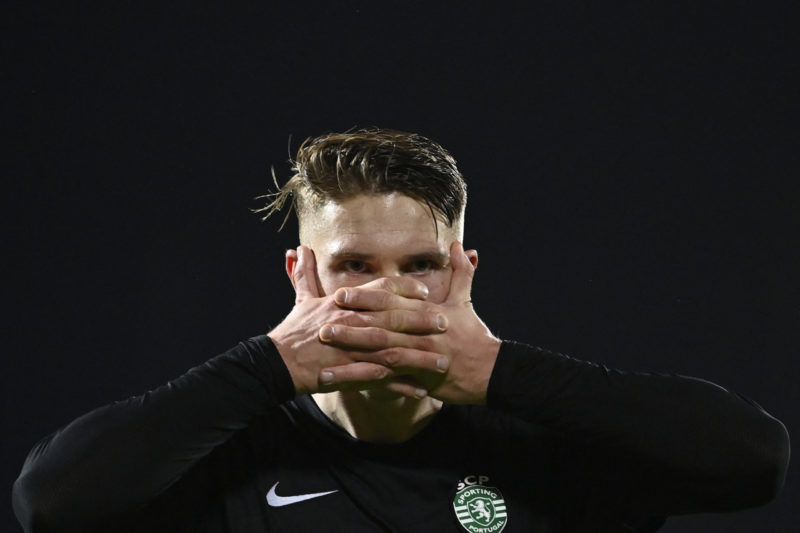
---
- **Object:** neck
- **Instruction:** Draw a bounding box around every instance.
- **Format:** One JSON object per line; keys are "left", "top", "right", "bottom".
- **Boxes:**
{"left": 312, "top": 390, "right": 443, "bottom": 443}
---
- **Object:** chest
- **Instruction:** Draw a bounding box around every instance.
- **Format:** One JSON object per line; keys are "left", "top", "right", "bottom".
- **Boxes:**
{"left": 198, "top": 411, "right": 566, "bottom": 532}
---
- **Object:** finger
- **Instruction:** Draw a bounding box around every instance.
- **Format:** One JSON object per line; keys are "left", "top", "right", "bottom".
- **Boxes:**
{"left": 292, "top": 245, "right": 321, "bottom": 301}
{"left": 351, "top": 346, "right": 450, "bottom": 374}
{"left": 445, "top": 241, "right": 475, "bottom": 304}
{"left": 339, "top": 309, "right": 448, "bottom": 334}
{"left": 383, "top": 377, "right": 430, "bottom": 399}
{"left": 319, "top": 324, "right": 437, "bottom": 353}
{"left": 333, "top": 277, "right": 429, "bottom": 311}
{"left": 318, "top": 362, "right": 392, "bottom": 388}
{"left": 334, "top": 285, "right": 431, "bottom": 312}
{"left": 318, "top": 364, "right": 429, "bottom": 399}
{"left": 358, "top": 277, "right": 430, "bottom": 301}
{"left": 384, "top": 384, "right": 428, "bottom": 399}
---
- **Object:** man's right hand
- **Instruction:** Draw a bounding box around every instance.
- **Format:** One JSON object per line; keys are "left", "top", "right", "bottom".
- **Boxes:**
{"left": 267, "top": 246, "right": 450, "bottom": 398}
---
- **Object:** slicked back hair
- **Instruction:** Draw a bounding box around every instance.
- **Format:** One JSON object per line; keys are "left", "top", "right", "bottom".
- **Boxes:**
{"left": 256, "top": 128, "right": 467, "bottom": 238}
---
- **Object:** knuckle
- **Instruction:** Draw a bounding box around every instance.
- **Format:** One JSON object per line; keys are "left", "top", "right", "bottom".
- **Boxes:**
{"left": 369, "top": 327, "right": 388, "bottom": 345}
{"left": 382, "top": 348, "right": 400, "bottom": 367}
{"left": 356, "top": 312, "right": 376, "bottom": 326}
{"left": 372, "top": 366, "right": 390, "bottom": 380}
{"left": 383, "top": 352, "right": 400, "bottom": 367}
{"left": 343, "top": 311, "right": 368, "bottom": 327}
{"left": 388, "top": 310, "right": 406, "bottom": 331}
{"left": 378, "top": 290, "right": 393, "bottom": 309}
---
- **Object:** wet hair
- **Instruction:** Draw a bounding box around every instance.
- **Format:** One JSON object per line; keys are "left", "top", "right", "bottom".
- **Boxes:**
{"left": 255, "top": 128, "right": 467, "bottom": 234}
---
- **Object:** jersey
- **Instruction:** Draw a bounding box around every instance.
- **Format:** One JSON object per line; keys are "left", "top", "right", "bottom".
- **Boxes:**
{"left": 12, "top": 336, "right": 790, "bottom": 532}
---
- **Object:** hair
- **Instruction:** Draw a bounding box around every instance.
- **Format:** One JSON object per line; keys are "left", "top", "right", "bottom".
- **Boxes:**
{"left": 255, "top": 128, "right": 467, "bottom": 237}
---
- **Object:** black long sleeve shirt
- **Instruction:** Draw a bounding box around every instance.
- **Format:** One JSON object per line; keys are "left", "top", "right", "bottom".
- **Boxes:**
{"left": 12, "top": 337, "right": 790, "bottom": 532}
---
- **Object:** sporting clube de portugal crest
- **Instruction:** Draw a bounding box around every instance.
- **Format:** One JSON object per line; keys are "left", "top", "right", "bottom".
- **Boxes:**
{"left": 452, "top": 475, "right": 508, "bottom": 533}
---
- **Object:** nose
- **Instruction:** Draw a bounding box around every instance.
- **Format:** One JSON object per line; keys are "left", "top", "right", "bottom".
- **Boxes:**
{"left": 387, "top": 268, "right": 405, "bottom": 278}
{"left": 368, "top": 265, "right": 402, "bottom": 279}
{"left": 371, "top": 269, "right": 420, "bottom": 286}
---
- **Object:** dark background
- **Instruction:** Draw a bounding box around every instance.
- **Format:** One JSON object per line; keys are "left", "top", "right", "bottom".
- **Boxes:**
{"left": 3, "top": 2, "right": 797, "bottom": 531}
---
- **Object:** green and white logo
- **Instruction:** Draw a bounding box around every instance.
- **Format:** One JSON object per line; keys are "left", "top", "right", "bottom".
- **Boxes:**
{"left": 452, "top": 484, "right": 508, "bottom": 533}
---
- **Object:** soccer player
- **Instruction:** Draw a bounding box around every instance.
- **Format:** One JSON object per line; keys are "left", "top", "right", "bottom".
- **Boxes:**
{"left": 13, "top": 129, "right": 790, "bottom": 532}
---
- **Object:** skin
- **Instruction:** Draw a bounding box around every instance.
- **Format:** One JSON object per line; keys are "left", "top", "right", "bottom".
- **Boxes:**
{"left": 267, "top": 193, "right": 501, "bottom": 443}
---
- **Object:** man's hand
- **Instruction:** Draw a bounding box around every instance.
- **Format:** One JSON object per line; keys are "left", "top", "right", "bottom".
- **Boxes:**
{"left": 267, "top": 246, "right": 450, "bottom": 398}
{"left": 317, "top": 242, "right": 502, "bottom": 404}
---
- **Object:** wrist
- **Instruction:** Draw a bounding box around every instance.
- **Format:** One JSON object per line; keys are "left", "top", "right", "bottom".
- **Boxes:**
{"left": 266, "top": 332, "right": 309, "bottom": 396}
{"left": 249, "top": 334, "right": 299, "bottom": 402}
{"left": 475, "top": 335, "right": 502, "bottom": 403}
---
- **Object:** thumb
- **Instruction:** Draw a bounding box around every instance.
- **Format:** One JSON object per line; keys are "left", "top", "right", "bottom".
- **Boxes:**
{"left": 446, "top": 241, "right": 475, "bottom": 304}
{"left": 293, "top": 245, "right": 321, "bottom": 302}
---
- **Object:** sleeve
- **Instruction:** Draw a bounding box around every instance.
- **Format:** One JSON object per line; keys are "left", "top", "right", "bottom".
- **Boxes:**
{"left": 486, "top": 341, "right": 790, "bottom": 519}
{"left": 12, "top": 335, "right": 295, "bottom": 533}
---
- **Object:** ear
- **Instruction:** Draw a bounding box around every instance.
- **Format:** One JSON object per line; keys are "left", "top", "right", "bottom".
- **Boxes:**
{"left": 285, "top": 249, "right": 298, "bottom": 290}
{"left": 464, "top": 249, "right": 479, "bottom": 269}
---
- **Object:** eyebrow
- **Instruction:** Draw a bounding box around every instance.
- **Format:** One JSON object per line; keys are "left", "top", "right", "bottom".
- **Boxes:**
{"left": 329, "top": 250, "right": 450, "bottom": 264}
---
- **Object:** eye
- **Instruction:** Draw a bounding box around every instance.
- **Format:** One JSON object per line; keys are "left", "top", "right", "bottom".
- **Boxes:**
{"left": 407, "top": 259, "right": 434, "bottom": 273}
{"left": 343, "top": 260, "right": 368, "bottom": 273}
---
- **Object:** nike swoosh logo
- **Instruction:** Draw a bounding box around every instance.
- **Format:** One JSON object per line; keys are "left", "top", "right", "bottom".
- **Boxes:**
{"left": 266, "top": 482, "right": 338, "bottom": 507}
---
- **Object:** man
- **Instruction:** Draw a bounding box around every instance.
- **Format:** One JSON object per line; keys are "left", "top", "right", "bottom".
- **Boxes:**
{"left": 13, "top": 129, "right": 790, "bottom": 532}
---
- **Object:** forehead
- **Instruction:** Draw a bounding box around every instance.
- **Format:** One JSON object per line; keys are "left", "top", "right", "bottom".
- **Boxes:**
{"left": 302, "top": 193, "right": 456, "bottom": 255}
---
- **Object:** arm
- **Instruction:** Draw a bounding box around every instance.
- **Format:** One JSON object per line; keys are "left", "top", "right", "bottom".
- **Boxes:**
{"left": 488, "top": 341, "right": 790, "bottom": 515}
{"left": 12, "top": 336, "right": 294, "bottom": 532}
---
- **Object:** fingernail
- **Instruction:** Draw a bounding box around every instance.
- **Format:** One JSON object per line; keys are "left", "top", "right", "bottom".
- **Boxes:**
{"left": 436, "top": 314, "right": 448, "bottom": 331}
{"left": 320, "top": 371, "right": 334, "bottom": 384}
{"left": 415, "top": 388, "right": 428, "bottom": 399}
{"left": 335, "top": 289, "right": 348, "bottom": 304}
{"left": 437, "top": 357, "right": 450, "bottom": 371}
{"left": 319, "top": 325, "right": 334, "bottom": 341}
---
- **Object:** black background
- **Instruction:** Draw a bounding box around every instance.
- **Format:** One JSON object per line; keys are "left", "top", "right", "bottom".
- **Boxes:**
{"left": 3, "top": 3, "right": 798, "bottom": 531}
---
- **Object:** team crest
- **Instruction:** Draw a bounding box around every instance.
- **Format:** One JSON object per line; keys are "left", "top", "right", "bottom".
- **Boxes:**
{"left": 452, "top": 482, "right": 508, "bottom": 532}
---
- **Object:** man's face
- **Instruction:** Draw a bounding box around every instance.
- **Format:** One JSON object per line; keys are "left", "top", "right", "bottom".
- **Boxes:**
{"left": 296, "top": 193, "right": 470, "bottom": 303}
